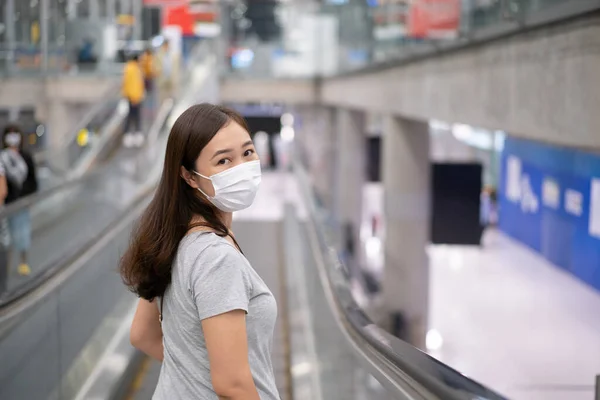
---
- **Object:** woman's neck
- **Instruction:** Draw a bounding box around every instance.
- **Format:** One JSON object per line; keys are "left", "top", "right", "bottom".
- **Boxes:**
{"left": 218, "top": 211, "right": 233, "bottom": 231}
{"left": 189, "top": 210, "right": 233, "bottom": 232}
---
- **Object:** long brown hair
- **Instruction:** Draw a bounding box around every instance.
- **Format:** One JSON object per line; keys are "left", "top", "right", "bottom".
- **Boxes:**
{"left": 120, "top": 103, "right": 250, "bottom": 300}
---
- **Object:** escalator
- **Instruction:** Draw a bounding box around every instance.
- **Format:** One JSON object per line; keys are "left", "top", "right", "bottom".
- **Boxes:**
{"left": 278, "top": 165, "right": 508, "bottom": 400}
{"left": 0, "top": 42, "right": 219, "bottom": 400}
{"left": 0, "top": 96, "right": 166, "bottom": 303}
{"left": 0, "top": 37, "right": 215, "bottom": 302}
{"left": 32, "top": 86, "right": 125, "bottom": 190}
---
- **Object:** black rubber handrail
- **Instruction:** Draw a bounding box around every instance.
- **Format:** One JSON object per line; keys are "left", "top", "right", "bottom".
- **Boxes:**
{"left": 33, "top": 83, "right": 121, "bottom": 164}
{"left": 295, "top": 161, "right": 509, "bottom": 400}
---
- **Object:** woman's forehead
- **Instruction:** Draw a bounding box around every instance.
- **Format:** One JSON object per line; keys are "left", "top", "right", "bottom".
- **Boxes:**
{"left": 204, "top": 122, "right": 251, "bottom": 150}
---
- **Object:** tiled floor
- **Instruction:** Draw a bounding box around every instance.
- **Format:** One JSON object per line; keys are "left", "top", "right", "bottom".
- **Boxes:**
{"left": 428, "top": 229, "right": 600, "bottom": 400}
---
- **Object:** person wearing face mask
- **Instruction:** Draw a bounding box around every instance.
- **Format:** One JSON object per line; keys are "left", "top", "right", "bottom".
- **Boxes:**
{"left": 0, "top": 160, "right": 8, "bottom": 294}
{"left": 1, "top": 124, "right": 38, "bottom": 276}
{"left": 120, "top": 104, "right": 279, "bottom": 400}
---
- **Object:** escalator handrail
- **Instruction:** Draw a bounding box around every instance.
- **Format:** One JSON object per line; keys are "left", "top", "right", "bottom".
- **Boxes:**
{"left": 0, "top": 168, "right": 102, "bottom": 219}
{"left": 0, "top": 40, "right": 215, "bottom": 318}
{"left": 33, "top": 82, "right": 121, "bottom": 165}
{"left": 3, "top": 77, "right": 179, "bottom": 219}
{"left": 0, "top": 39, "right": 214, "bottom": 221}
{"left": 0, "top": 104, "right": 169, "bottom": 317}
{"left": 0, "top": 183, "right": 155, "bottom": 322}
{"left": 294, "top": 161, "right": 509, "bottom": 400}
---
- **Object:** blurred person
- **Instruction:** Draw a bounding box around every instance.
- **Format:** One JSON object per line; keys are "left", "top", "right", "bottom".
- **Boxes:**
{"left": 140, "top": 47, "right": 157, "bottom": 112}
{"left": 121, "top": 104, "right": 279, "bottom": 400}
{"left": 0, "top": 163, "right": 8, "bottom": 293}
{"left": 122, "top": 54, "right": 146, "bottom": 148}
{"left": 1, "top": 124, "right": 38, "bottom": 276}
{"left": 77, "top": 38, "right": 97, "bottom": 65}
{"left": 156, "top": 40, "right": 180, "bottom": 105}
{"left": 480, "top": 186, "right": 498, "bottom": 227}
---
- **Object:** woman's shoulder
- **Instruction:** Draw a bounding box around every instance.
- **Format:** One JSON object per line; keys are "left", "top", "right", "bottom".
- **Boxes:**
{"left": 180, "top": 231, "right": 240, "bottom": 264}
{"left": 179, "top": 232, "right": 247, "bottom": 281}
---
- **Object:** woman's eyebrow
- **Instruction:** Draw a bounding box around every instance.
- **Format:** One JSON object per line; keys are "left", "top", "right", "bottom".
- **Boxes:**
{"left": 211, "top": 141, "right": 254, "bottom": 160}
{"left": 211, "top": 148, "right": 233, "bottom": 160}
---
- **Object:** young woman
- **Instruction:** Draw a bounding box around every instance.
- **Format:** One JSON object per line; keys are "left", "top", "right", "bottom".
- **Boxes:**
{"left": 120, "top": 104, "right": 280, "bottom": 400}
{"left": 1, "top": 124, "right": 37, "bottom": 276}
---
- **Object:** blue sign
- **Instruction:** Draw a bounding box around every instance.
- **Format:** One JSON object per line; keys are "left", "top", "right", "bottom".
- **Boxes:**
{"left": 499, "top": 137, "right": 600, "bottom": 291}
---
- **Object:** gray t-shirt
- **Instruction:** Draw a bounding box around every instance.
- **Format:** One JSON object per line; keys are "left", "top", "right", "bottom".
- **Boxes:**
{"left": 153, "top": 231, "right": 280, "bottom": 400}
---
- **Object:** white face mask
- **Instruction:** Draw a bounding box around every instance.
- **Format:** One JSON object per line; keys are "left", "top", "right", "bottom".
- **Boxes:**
{"left": 194, "top": 160, "right": 261, "bottom": 213}
{"left": 5, "top": 132, "right": 21, "bottom": 147}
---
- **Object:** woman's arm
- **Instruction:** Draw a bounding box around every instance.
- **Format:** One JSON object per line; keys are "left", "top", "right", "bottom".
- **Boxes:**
{"left": 0, "top": 175, "right": 7, "bottom": 202}
{"left": 130, "top": 298, "right": 164, "bottom": 362}
{"left": 202, "top": 310, "right": 260, "bottom": 400}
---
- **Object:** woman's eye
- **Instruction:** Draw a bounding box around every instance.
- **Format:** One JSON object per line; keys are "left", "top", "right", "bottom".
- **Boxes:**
{"left": 244, "top": 149, "right": 255, "bottom": 157}
{"left": 217, "top": 158, "right": 230, "bottom": 165}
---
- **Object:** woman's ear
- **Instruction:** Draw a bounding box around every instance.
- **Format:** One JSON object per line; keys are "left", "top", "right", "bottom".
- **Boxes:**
{"left": 180, "top": 166, "right": 199, "bottom": 189}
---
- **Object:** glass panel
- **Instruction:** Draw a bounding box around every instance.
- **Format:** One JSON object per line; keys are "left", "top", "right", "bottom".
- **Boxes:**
{"left": 523, "top": 0, "right": 577, "bottom": 12}
{"left": 55, "top": 222, "right": 139, "bottom": 400}
{"left": 0, "top": 290, "right": 62, "bottom": 400}
{"left": 220, "top": 0, "right": 585, "bottom": 78}
{"left": 0, "top": 210, "right": 140, "bottom": 400}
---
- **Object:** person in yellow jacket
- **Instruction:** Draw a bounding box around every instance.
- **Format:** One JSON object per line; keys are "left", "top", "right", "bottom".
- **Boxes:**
{"left": 139, "top": 47, "right": 158, "bottom": 115}
{"left": 122, "top": 54, "right": 145, "bottom": 147}
{"left": 140, "top": 47, "right": 156, "bottom": 90}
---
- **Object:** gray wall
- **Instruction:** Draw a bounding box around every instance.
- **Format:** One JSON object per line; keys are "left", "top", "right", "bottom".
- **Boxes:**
{"left": 321, "top": 12, "right": 600, "bottom": 149}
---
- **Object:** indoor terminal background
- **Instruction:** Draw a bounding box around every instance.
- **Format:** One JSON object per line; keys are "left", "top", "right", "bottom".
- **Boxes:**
{"left": 1, "top": 1, "right": 600, "bottom": 400}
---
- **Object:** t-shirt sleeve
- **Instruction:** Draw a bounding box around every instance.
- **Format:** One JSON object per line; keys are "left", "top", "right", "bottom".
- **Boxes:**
{"left": 190, "top": 243, "right": 253, "bottom": 321}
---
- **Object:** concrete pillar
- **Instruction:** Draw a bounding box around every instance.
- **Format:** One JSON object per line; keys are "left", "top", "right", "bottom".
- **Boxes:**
{"left": 313, "top": 107, "right": 335, "bottom": 209}
{"left": 107, "top": 0, "right": 116, "bottom": 21}
{"left": 47, "top": 101, "right": 72, "bottom": 149}
{"left": 5, "top": 0, "right": 15, "bottom": 47}
{"left": 40, "top": 0, "right": 49, "bottom": 71}
{"left": 45, "top": 100, "right": 81, "bottom": 172}
{"left": 67, "top": 0, "right": 77, "bottom": 19}
{"left": 294, "top": 105, "right": 335, "bottom": 208}
{"left": 333, "top": 108, "right": 366, "bottom": 277}
{"left": 381, "top": 115, "right": 430, "bottom": 349}
{"left": 132, "top": 0, "right": 142, "bottom": 40}
{"left": 90, "top": 0, "right": 100, "bottom": 19}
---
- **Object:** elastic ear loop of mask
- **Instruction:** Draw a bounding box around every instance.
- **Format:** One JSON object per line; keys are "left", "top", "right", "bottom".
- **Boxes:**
{"left": 193, "top": 170, "right": 212, "bottom": 199}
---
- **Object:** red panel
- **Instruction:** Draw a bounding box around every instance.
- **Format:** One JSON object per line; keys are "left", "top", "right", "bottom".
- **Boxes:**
{"left": 407, "top": 0, "right": 460, "bottom": 38}
{"left": 143, "top": 0, "right": 187, "bottom": 5}
{"left": 164, "top": 4, "right": 195, "bottom": 35}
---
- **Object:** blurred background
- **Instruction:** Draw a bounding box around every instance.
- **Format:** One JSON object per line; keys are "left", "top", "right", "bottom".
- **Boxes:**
{"left": 0, "top": 0, "right": 599, "bottom": 400}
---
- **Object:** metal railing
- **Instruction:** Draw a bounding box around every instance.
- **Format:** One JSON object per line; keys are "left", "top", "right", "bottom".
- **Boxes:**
{"left": 219, "top": 0, "right": 599, "bottom": 79}
{"left": 0, "top": 43, "right": 125, "bottom": 78}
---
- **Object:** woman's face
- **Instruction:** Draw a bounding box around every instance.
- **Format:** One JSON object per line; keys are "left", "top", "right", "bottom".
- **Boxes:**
{"left": 4, "top": 131, "right": 22, "bottom": 149}
{"left": 190, "top": 121, "right": 258, "bottom": 197}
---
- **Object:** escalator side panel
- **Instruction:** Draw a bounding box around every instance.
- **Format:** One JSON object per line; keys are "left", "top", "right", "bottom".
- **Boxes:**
{"left": 0, "top": 225, "right": 136, "bottom": 400}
